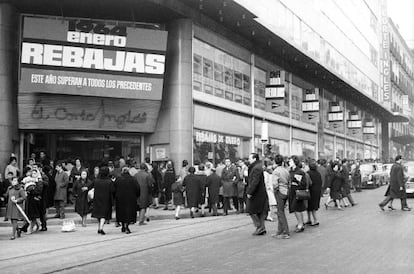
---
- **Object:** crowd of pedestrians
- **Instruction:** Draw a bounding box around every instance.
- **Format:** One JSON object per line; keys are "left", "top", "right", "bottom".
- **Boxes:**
{"left": 0, "top": 151, "right": 372, "bottom": 241}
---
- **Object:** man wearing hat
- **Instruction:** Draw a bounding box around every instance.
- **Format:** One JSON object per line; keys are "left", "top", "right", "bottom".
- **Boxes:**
{"left": 379, "top": 155, "right": 411, "bottom": 211}
{"left": 207, "top": 166, "right": 221, "bottom": 216}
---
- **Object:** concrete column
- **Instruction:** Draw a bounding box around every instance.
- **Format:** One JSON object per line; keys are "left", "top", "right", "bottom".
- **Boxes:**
{"left": 381, "top": 121, "right": 390, "bottom": 162}
{"left": 0, "top": 3, "right": 18, "bottom": 173}
{"left": 163, "top": 19, "right": 193, "bottom": 166}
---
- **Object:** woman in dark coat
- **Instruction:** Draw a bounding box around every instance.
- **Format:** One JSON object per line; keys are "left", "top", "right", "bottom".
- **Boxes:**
{"left": 324, "top": 162, "right": 344, "bottom": 210}
{"left": 183, "top": 167, "right": 201, "bottom": 218}
{"left": 115, "top": 168, "right": 140, "bottom": 233}
{"left": 24, "top": 169, "right": 43, "bottom": 234}
{"left": 151, "top": 163, "right": 162, "bottom": 209}
{"left": 162, "top": 163, "right": 175, "bottom": 210}
{"left": 352, "top": 164, "right": 362, "bottom": 192}
{"left": 288, "top": 156, "right": 308, "bottom": 233}
{"left": 172, "top": 176, "right": 184, "bottom": 220}
{"left": 91, "top": 166, "right": 114, "bottom": 235}
{"left": 135, "top": 163, "right": 154, "bottom": 225}
{"left": 73, "top": 170, "right": 93, "bottom": 227}
{"left": 306, "top": 161, "right": 322, "bottom": 226}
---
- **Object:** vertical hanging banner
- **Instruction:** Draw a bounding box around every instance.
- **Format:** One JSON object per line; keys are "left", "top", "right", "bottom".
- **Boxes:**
{"left": 347, "top": 112, "right": 362, "bottom": 138}
{"left": 328, "top": 102, "right": 344, "bottom": 132}
{"left": 302, "top": 88, "right": 319, "bottom": 123}
{"left": 265, "top": 71, "right": 286, "bottom": 114}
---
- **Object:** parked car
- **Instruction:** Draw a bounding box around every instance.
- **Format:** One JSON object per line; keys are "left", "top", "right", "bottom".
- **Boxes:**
{"left": 360, "top": 163, "right": 388, "bottom": 188}
{"left": 404, "top": 161, "right": 414, "bottom": 177}
{"left": 406, "top": 176, "right": 414, "bottom": 198}
{"left": 360, "top": 163, "right": 376, "bottom": 188}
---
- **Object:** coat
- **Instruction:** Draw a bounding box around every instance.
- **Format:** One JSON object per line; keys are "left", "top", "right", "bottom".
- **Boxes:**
{"left": 54, "top": 171, "right": 69, "bottom": 202}
{"left": 73, "top": 178, "right": 93, "bottom": 216}
{"left": 307, "top": 169, "right": 322, "bottom": 211}
{"left": 246, "top": 161, "right": 269, "bottom": 214}
{"left": 91, "top": 178, "right": 113, "bottom": 220}
{"left": 196, "top": 173, "right": 207, "bottom": 204}
{"left": 163, "top": 169, "right": 175, "bottom": 201}
{"left": 328, "top": 171, "right": 343, "bottom": 200}
{"left": 207, "top": 173, "right": 221, "bottom": 205}
{"left": 172, "top": 180, "right": 185, "bottom": 206}
{"left": 115, "top": 173, "right": 140, "bottom": 223}
{"left": 183, "top": 174, "right": 202, "bottom": 208}
{"left": 135, "top": 170, "right": 153, "bottom": 209}
{"left": 25, "top": 179, "right": 43, "bottom": 220}
{"left": 264, "top": 171, "right": 276, "bottom": 206}
{"left": 288, "top": 167, "right": 307, "bottom": 213}
{"left": 340, "top": 166, "right": 351, "bottom": 196}
{"left": 6, "top": 186, "right": 26, "bottom": 220}
{"left": 389, "top": 163, "right": 405, "bottom": 199}
{"left": 151, "top": 168, "right": 162, "bottom": 197}
{"left": 221, "top": 166, "right": 238, "bottom": 197}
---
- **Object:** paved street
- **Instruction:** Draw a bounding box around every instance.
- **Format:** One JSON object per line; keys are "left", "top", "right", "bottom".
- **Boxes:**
{"left": 1, "top": 186, "right": 414, "bottom": 274}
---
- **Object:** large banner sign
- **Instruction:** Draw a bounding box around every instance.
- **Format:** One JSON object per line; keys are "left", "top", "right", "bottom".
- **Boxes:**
{"left": 20, "top": 16, "right": 167, "bottom": 99}
{"left": 19, "top": 16, "right": 168, "bottom": 131}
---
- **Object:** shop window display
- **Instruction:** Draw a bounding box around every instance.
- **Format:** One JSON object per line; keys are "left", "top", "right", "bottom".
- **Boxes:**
{"left": 193, "top": 39, "right": 251, "bottom": 106}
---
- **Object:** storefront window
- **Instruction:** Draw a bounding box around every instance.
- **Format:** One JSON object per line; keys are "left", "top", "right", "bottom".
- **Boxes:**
{"left": 346, "top": 140, "right": 356, "bottom": 160}
{"left": 324, "top": 135, "right": 334, "bottom": 160}
{"left": 269, "top": 138, "right": 289, "bottom": 157}
{"left": 254, "top": 67, "right": 266, "bottom": 110}
{"left": 193, "top": 129, "right": 249, "bottom": 165}
{"left": 336, "top": 138, "right": 345, "bottom": 159}
{"left": 356, "top": 143, "right": 364, "bottom": 160}
{"left": 292, "top": 139, "right": 303, "bottom": 156}
{"left": 303, "top": 141, "right": 316, "bottom": 159}
{"left": 193, "top": 39, "right": 251, "bottom": 106}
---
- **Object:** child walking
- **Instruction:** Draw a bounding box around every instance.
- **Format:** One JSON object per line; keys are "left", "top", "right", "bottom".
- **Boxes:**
{"left": 6, "top": 177, "right": 27, "bottom": 240}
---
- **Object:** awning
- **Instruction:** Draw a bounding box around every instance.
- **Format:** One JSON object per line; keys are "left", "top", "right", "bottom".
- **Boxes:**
{"left": 392, "top": 134, "right": 414, "bottom": 144}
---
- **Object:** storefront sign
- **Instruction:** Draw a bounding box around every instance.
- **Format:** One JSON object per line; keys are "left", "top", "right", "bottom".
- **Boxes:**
{"left": 19, "top": 16, "right": 167, "bottom": 100}
{"left": 380, "top": 0, "right": 391, "bottom": 108}
{"left": 195, "top": 130, "right": 241, "bottom": 146}
{"left": 18, "top": 93, "right": 160, "bottom": 132}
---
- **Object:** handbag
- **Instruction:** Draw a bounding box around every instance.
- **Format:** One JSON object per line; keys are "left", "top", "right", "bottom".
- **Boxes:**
{"left": 61, "top": 219, "right": 76, "bottom": 232}
{"left": 295, "top": 189, "right": 310, "bottom": 200}
{"left": 87, "top": 188, "right": 95, "bottom": 202}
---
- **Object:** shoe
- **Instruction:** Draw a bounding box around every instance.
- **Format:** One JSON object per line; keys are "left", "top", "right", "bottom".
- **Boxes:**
{"left": 146, "top": 217, "right": 150, "bottom": 222}
{"left": 100, "top": 230, "right": 106, "bottom": 235}
{"left": 337, "top": 207, "right": 344, "bottom": 211}
{"left": 311, "top": 222, "right": 320, "bottom": 226}
{"left": 139, "top": 222, "right": 147, "bottom": 226}
{"left": 163, "top": 207, "right": 168, "bottom": 211}
{"left": 266, "top": 217, "right": 274, "bottom": 222}
{"left": 295, "top": 226, "right": 305, "bottom": 233}
{"left": 388, "top": 206, "right": 396, "bottom": 210}
{"left": 175, "top": 216, "right": 180, "bottom": 220}
{"left": 40, "top": 227, "right": 47, "bottom": 231}
{"left": 272, "top": 234, "right": 290, "bottom": 239}
{"left": 379, "top": 204, "right": 385, "bottom": 211}
{"left": 402, "top": 207, "right": 412, "bottom": 211}
{"left": 17, "top": 228, "right": 21, "bottom": 238}
{"left": 125, "top": 228, "right": 131, "bottom": 234}
{"left": 304, "top": 221, "right": 312, "bottom": 225}
{"left": 10, "top": 236, "right": 15, "bottom": 240}
{"left": 115, "top": 222, "right": 121, "bottom": 227}
{"left": 190, "top": 211, "right": 194, "bottom": 218}
{"left": 121, "top": 227, "right": 126, "bottom": 232}
{"left": 253, "top": 228, "right": 266, "bottom": 235}
{"left": 352, "top": 203, "right": 358, "bottom": 207}
{"left": 20, "top": 224, "right": 28, "bottom": 233}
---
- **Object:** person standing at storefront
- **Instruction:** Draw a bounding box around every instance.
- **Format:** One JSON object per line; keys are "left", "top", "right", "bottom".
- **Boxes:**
{"left": 135, "top": 163, "right": 154, "bottom": 225}
{"left": 151, "top": 162, "right": 162, "bottom": 209}
{"left": 221, "top": 159, "right": 238, "bottom": 215}
{"left": 306, "top": 160, "right": 322, "bottom": 226}
{"left": 246, "top": 153, "right": 268, "bottom": 236}
{"left": 215, "top": 161, "right": 225, "bottom": 209}
{"left": 54, "top": 162, "right": 69, "bottom": 219}
{"left": 237, "top": 160, "right": 248, "bottom": 214}
{"left": 115, "top": 167, "right": 140, "bottom": 233}
{"left": 272, "top": 154, "right": 290, "bottom": 239}
{"left": 183, "top": 166, "right": 201, "bottom": 218}
{"left": 195, "top": 164, "right": 208, "bottom": 217}
{"left": 206, "top": 167, "right": 221, "bottom": 216}
{"left": 317, "top": 159, "right": 328, "bottom": 195}
{"left": 288, "top": 156, "right": 308, "bottom": 233}
{"left": 73, "top": 170, "right": 93, "bottom": 227}
{"left": 162, "top": 162, "right": 175, "bottom": 210}
{"left": 4, "top": 156, "right": 19, "bottom": 179}
{"left": 5, "top": 177, "right": 26, "bottom": 240}
{"left": 92, "top": 166, "right": 114, "bottom": 235}
{"left": 35, "top": 163, "right": 49, "bottom": 231}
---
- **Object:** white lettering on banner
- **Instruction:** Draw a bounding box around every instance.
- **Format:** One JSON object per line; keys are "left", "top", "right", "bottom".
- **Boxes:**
{"left": 195, "top": 131, "right": 241, "bottom": 146}
{"left": 28, "top": 72, "right": 153, "bottom": 91}
{"left": 67, "top": 31, "right": 127, "bottom": 47}
{"left": 21, "top": 42, "right": 165, "bottom": 75}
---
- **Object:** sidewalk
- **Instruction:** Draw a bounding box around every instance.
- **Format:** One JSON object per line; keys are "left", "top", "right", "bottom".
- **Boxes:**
{"left": 0, "top": 205, "right": 233, "bottom": 227}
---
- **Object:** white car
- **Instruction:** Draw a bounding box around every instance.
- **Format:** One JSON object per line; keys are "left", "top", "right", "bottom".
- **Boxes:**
{"left": 406, "top": 177, "right": 414, "bottom": 198}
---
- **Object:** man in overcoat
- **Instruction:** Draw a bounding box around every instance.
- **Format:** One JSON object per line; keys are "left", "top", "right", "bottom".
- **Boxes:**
{"left": 379, "top": 155, "right": 411, "bottom": 211}
{"left": 206, "top": 167, "right": 221, "bottom": 216}
{"left": 221, "top": 159, "right": 238, "bottom": 215}
{"left": 246, "top": 153, "right": 269, "bottom": 235}
{"left": 135, "top": 163, "right": 154, "bottom": 225}
{"left": 54, "top": 162, "right": 69, "bottom": 219}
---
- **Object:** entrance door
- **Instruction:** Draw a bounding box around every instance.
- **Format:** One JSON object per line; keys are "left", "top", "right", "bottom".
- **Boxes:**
{"left": 23, "top": 132, "right": 142, "bottom": 168}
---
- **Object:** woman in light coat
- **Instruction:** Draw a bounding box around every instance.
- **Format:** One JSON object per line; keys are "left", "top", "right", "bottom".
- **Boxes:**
{"left": 264, "top": 160, "right": 276, "bottom": 221}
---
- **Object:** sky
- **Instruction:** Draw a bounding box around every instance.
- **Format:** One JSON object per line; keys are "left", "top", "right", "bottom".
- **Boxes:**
{"left": 387, "top": 0, "right": 414, "bottom": 49}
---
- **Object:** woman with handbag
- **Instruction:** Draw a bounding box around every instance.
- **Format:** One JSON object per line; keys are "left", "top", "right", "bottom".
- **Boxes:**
{"left": 91, "top": 166, "right": 114, "bottom": 235}
{"left": 73, "top": 170, "right": 93, "bottom": 227}
{"left": 306, "top": 161, "right": 322, "bottom": 226}
{"left": 288, "top": 156, "right": 308, "bottom": 233}
{"left": 324, "top": 162, "right": 344, "bottom": 210}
